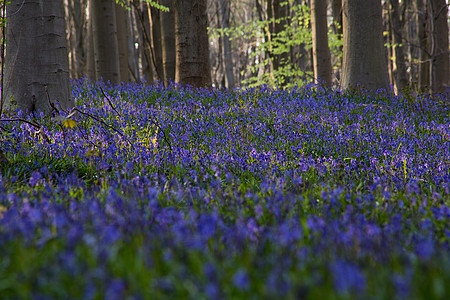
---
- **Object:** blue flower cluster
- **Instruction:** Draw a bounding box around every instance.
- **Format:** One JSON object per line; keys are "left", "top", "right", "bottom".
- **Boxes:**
{"left": 0, "top": 80, "right": 448, "bottom": 299}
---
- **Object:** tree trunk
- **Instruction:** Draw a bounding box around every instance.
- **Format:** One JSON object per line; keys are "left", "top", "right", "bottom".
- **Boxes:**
{"left": 5, "top": 0, "right": 73, "bottom": 114}
{"left": 64, "top": 0, "right": 85, "bottom": 79}
{"left": 86, "top": 0, "right": 96, "bottom": 81}
{"left": 311, "top": 0, "right": 332, "bottom": 86}
{"left": 331, "top": 0, "right": 342, "bottom": 36}
{"left": 219, "top": 0, "right": 235, "bottom": 89}
{"left": 341, "top": 0, "right": 390, "bottom": 93}
{"left": 268, "top": 0, "right": 290, "bottom": 75}
{"left": 429, "top": 0, "right": 449, "bottom": 94}
{"left": 115, "top": 3, "right": 129, "bottom": 83}
{"left": 385, "top": 1, "right": 395, "bottom": 87}
{"left": 389, "top": 0, "right": 408, "bottom": 92}
{"left": 150, "top": 4, "right": 164, "bottom": 83}
{"left": 160, "top": 0, "right": 176, "bottom": 87}
{"left": 127, "top": 6, "right": 141, "bottom": 82}
{"left": 91, "top": 0, "right": 120, "bottom": 84}
{"left": 173, "top": 0, "right": 212, "bottom": 88}
{"left": 416, "top": 0, "right": 429, "bottom": 92}
{"left": 133, "top": 1, "right": 153, "bottom": 83}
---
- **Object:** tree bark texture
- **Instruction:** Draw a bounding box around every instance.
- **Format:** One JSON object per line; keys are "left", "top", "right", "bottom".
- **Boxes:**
{"left": 127, "top": 6, "right": 141, "bottom": 82}
{"left": 341, "top": 0, "right": 390, "bottom": 93}
{"left": 86, "top": 0, "right": 96, "bottom": 81}
{"left": 65, "top": 0, "right": 86, "bottom": 79}
{"left": 311, "top": 0, "right": 332, "bottom": 86}
{"left": 173, "top": 0, "right": 212, "bottom": 88}
{"left": 331, "top": 0, "right": 343, "bottom": 36}
{"left": 268, "top": 0, "right": 290, "bottom": 74}
{"left": 389, "top": 0, "right": 408, "bottom": 92}
{"left": 5, "top": 0, "right": 73, "bottom": 113}
{"left": 219, "top": 0, "right": 235, "bottom": 89}
{"left": 150, "top": 4, "right": 164, "bottom": 82}
{"left": 133, "top": 1, "right": 153, "bottom": 83}
{"left": 115, "top": 3, "right": 129, "bottom": 82}
{"left": 416, "top": 0, "right": 429, "bottom": 92}
{"left": 160, "top": 0, "right": 176, "bottom": 87}
{"left": 429, "top": 0, "right": 449, "bottom": 94}
{"left": 91, "top": 0, "right": 120, "bottom": 84}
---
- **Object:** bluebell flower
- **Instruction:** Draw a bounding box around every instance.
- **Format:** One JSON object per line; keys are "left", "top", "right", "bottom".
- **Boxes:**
{"left": 232, "top": 268, "right": 250, "bottom": 291}
{"left": 29, "top": 170, "right": 42, "bottom": 187}
{"left": 330, "top": 260, "right": 366, "bottom": 294}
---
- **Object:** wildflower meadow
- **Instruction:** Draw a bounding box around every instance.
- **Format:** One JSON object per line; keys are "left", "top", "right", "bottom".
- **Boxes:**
{"left": 0, "top": 80, "right": 449, "bottom": 299}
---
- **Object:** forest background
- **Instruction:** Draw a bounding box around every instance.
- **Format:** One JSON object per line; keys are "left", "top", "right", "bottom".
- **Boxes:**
{"left": 1, "top": 0, "right": 448, "bottom": 117}
{"left": 64, "top": 0, "right": 449, "bottom": 92}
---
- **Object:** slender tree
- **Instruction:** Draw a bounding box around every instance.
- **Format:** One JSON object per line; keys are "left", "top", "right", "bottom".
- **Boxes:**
{"left": 160, "top": 0, "right": 176, "bottom": 87}
{"left": 86, "top": 0, "right": 96, "bottom": 81}
{"left": 429, "top": 0, "right": 449, "bottom": 94}
{"left": 389, "top": 0, "right": 408, "bottom": 92}
{"left": 116, "top": 3, "right": 129, "bottom": 82}
{"left": 341, "top": 0, "right": 390, "bottom": 93}
{"left": 5, "top": 0, "right": 73, "bottom": 113}
{"left": 150, "top": 4, "right": 164, "bottom": 82}
{"left": 64, "top": 0, "right": 86, "bottom": 79}
{"left": 91, "top": 0, "right": 120, "bottom": 84}
{"left": 219, "top": 0, "right": 235, "bottom": 89}
{"left": 416, "top": 0, "right": 429, "bottom": 92}
{"left": 311, "top": 0, "right": 332, "bottom": 86}
{"left": 173, "top": 0, "right": 211, "bottom": 87}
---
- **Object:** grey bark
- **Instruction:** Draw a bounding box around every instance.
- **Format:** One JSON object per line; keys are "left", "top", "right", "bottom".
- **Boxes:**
{"left": 91, "top": 0, "right": 120, "bottom": 84}
{"left": 128, "top": 5, "right": 141, "bottom": 82}
{"left": 389, "top": 0, "right": 408, "bottom": 92}
{"left": 86, "top": 3, "right": 96, "bottom": 81}
{"left": 135, "top": 2, "right": 154, "bottom": 83}
{"left": 311, "top": 0, "right": 332, "bottom": 86}
{"left": 65, "top": 0, "right": 86, "bottom": 79}
{"left": 115, "top": 3, "right": 129, "bottom": 82}
{"left": 150, "top": 4, "right": 164, "bottom": 82}
{"left": 219, "top": 0, "right": 234, "bottom": 89}
{"left": 5, "top": 0, "right": 73, "bottom": 114}
{"left": 173, "top": 0, "right": 212, "bottom": 87}
{"left": 160, "top": 0, "right": 176, "bottom": 87}
{"left": 341, "top": 0, "right": 390, "bottom": 93}
{"left": 416, "top": 0, "right": 429, "bottom": 92}
{"left": 429, "top": 0, "right": 449, "bottom": 94}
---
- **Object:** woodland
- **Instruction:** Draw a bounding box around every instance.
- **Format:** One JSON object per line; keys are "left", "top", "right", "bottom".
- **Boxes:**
{"left": 0, "top": 0, "right": 449, "bottom": 299}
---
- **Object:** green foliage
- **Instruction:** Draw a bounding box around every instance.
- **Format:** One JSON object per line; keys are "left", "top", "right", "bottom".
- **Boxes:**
{"left": 209, "top": 1, "right": 342, "bottom": 89}
{"left": 115, "top": 0, "right": 169, "bottom": 12}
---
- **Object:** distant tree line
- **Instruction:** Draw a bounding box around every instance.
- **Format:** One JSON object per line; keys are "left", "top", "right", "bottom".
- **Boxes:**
{"left": 0, "top": 0, "right": 448, "bottom": 114}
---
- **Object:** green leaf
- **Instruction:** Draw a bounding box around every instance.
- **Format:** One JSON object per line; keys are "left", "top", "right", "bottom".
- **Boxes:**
{"left": 62, "top": 119, "right": 77, "bottom": 129}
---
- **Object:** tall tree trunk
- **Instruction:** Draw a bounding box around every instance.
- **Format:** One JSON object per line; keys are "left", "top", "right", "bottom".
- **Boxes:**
{"left": 267, "top": 0, "right": 290, "bottom": 76}
{"left": 127, "top": 6, "right": 140, "bottom": 82}
{"left": 160, "top": 0, "right": 176, "bottom": 87}
{"left": 91, "top": 0, "right": 120, "bottom": 84}
{"left": 115, "top": 3, "right": 129, "bottom": 83}
{"left": 389, "top": 0, "right": 408, "bottom": 92}
{"left": 133, "top": 1, "right": 153, "bottom": 83}
{"left": 341, "top": 0, "right": 389, "bottom": 93}
{"left": 64, "top": 0, "right": 85, "bottom": 79}
{"left": 331, "top": 0, "right": 343, "bottom": 82}
{"left": 173, "top": 0, "right": 212, "bottom": 88}
{"left": 5, "top": 0, "right": 73, "bottom": 113}
{"left": 331, "top": 0, "right": 342, "bottom": 36}
{"left": 429, "top": 0, "right": 449, "bottom": 94}
{"left": 219, "top": 0, "right": 235, "bottom": 89}
{"left": 150, "top": 4, "right": 164, "bottom": 83}
{"left": 86, "top": 0, "right": 96, "bottom": 81}
{"left": 385, "top": 1, "right": 395, "bottom": 87}
{"left": 416, "top": 0, "right": 429, "bottom": 92}
{"left": 311, "top": 0, "right": 332, "bottom": 86}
